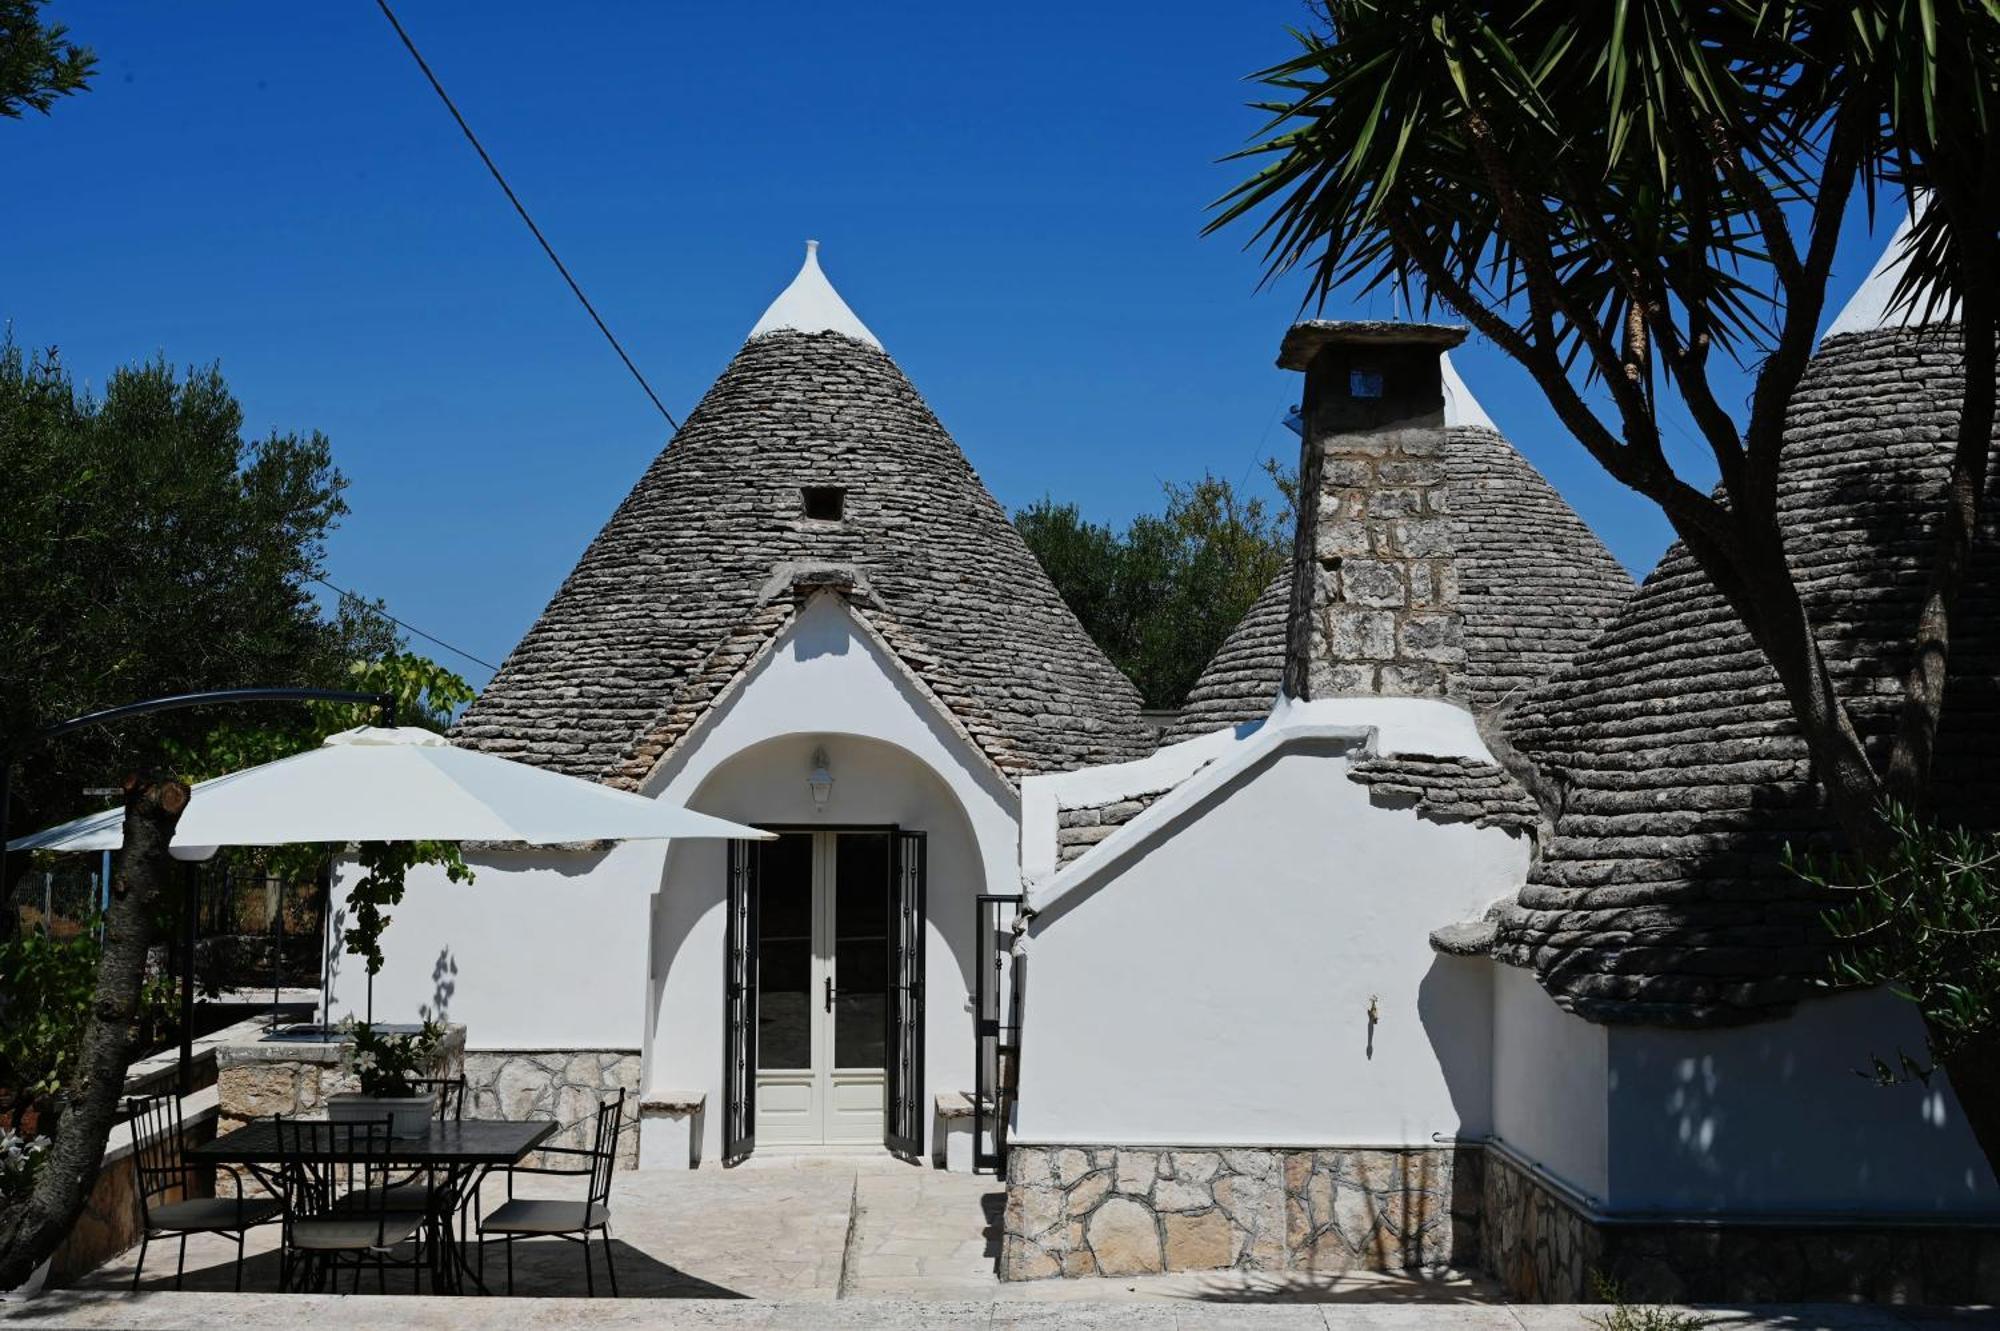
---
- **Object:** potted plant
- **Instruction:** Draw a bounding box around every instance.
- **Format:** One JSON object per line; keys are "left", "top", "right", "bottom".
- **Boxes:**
{"left": 327, "top": 1018, "right": 444, "bottom": 1137}
{"left": 0, "top": 1130, "right": 54, "bottom": 1299}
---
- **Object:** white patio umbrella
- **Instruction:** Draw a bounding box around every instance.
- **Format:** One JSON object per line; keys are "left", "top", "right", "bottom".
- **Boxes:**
{"left": 6, "top": 725, "right": 771, "bottom": 856}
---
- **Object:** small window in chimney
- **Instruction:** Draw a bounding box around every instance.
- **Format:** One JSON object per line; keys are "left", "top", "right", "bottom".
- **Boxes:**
{"left": 801, "top": 485, "right": 846, "bottom": 522}
{"left": 1349, "top": 366, "right": 1385, "bottom": 399}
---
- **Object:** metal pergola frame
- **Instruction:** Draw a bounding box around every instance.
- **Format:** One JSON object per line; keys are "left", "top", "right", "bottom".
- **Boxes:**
{"left": 2, "top": 686, "right": 398, "bottom": 1094}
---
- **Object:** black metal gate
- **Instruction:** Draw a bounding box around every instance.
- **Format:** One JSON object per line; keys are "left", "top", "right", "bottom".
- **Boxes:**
{"left": 974, "top": 893, "right": 1025, "bottom": 1173}
{"left": 722, "top": 838, "right": 759, "bottom": 1165}
{"left": 884, "top": 830, "right": 927, "bottom": 1159}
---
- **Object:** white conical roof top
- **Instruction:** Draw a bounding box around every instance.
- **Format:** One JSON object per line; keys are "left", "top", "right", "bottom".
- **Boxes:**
{"left": 1440, "top": 351, "right": 1498, "bottom": 430}
{"left": 747, "top": 240, "right": 882, "bottom": 349}
{"left": 1825, "top": 199, "right": 1956, "bottom": 339}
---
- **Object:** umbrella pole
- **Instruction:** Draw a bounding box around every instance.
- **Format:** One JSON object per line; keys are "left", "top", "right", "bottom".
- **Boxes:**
{"left": 271, "top": 871, "right": 282, "bottom": 1031}
{"left": 178, "top": 862, "right": 197, "bottom": 1096}
{"left": 319, "top": 855, "right": 331, "bottom": 1036}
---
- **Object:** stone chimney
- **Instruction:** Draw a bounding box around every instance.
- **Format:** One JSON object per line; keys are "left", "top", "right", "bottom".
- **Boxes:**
{"left": 1278, "top": 321, "right": 1467, "bottom": 701}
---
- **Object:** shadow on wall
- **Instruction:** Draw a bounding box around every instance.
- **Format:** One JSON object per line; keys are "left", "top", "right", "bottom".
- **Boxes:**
{"left": 430, "top": 947, "right": 458, "bottom": 1023}
{"left": 1417, "top": 953, "right": 1496, "bottom": 1141}
{"left": 1609, "top": 987, "right": 1999, "bottom": 1211}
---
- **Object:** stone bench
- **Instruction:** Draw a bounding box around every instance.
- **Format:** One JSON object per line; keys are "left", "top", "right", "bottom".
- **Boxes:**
{"left": 638, "top": 1090, "right": 705, "bottom": 1170}
{"left": 933, "top": 1091, "right": 975, "bottom": 1172}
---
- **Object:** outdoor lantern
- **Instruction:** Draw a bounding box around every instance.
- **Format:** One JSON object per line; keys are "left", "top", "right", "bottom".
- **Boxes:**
{"left": 808, "top": 746, "right": 834, "bottom": 812}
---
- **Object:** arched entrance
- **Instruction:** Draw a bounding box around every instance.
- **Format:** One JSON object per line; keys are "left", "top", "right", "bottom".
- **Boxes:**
{"left": 645, "top": 732, "right": 1002, "bottom": 1166}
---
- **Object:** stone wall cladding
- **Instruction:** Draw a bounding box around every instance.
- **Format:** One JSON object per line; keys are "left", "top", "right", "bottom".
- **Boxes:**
{"left": 1054, "top": 791, "right": 1167, "bottom": 865}
{"left": 462, "top": 1049, "right": 642, "bottom": 1169}
{"left": 1346, "top": 753, "right": 1538, "bottom": 833}
{"left": 1293, "top": 421, "right": 1466, "bottom": 701}
{"left": 1499, "top": 326, "right": 2000, "bottom": 1027}
{"left": 455, "top": 328, "right": 1153, "bottom": 782}
{"left": 1000, "top": 1145, "right": 1478, "bottom": 1281}
{"left": 1481, "top": 1146, "right": 2000, "bottom": 1304}
{"left": 1165, "top": 426, "right": 1632, "bottom": 745}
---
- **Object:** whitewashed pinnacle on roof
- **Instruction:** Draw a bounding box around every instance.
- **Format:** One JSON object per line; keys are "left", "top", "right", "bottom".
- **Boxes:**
{"left": 1824, "top": 199, "right": 1956, "bottom": 339}
{"left": 747, "top": 240, "right": 882, "bottom": 349}
{"left": 1440, "top": 352, "right": 1497, "bottom": 431}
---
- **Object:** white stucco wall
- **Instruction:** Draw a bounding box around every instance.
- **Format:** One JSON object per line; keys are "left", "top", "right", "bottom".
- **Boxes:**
{"left": 640, "top": 592, "right": 1021, "bottom": 1162}
{"left": 1490, "top": 960, "right": 1610, "bottom": 1202}
{"left": 1013, "top": 729, "right": 1526, "bottom": 1148}
{"left": 1604, "top": 986, "right": 1999, "bottom": 1212}
{"left": 329, "top": 591, "right": 1019, "bottom": 1173}
{"left": 327, "top": 841, "right": 660, "bottom": 1048}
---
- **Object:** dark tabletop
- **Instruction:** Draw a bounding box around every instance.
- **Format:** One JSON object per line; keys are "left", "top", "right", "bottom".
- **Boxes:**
{"left": 189, "top": 1117, "right": 557, "bottom": 1166}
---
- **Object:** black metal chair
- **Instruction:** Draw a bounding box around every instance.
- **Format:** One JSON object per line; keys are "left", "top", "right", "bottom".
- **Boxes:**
{"left": 349, "top": 1075, "right": 467, "bottom": 1212}
{"left": 127, "top": 1092, "right": 280, "bottom": 1292}
{"left": 412, "top": 1075, "right": 467, "bottom": 1122}
{"left": 274, "top": 1117, "right": 427, "bottom": 1294}
{"left": 476, "top": 1088, "right": 625, "bottom": 1296}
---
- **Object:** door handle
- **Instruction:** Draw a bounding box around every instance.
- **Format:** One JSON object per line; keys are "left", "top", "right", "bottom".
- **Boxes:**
{"left": 824, "top": 976, "right": 834, "bottom": 1013}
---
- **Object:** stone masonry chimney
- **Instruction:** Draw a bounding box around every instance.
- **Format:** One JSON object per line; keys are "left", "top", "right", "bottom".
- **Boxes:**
{"left": 1278, "top": 321, "right": 1467, "bottom": 702}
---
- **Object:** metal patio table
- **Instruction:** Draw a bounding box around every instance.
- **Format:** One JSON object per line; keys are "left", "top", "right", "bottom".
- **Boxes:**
{"left": 189, "top": 1117, "right": 557, "bottom": 1295}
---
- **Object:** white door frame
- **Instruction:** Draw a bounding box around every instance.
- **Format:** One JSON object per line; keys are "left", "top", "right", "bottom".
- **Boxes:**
{"left": 755, "top": 830, "right": 887, "bottom": 1147}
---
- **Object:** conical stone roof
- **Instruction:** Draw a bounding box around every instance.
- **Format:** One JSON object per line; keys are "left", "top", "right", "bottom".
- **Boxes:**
{"left": 1497, "top": 305, "right": 2000, "bottom": 1027}
{"left": 457, "top": 247, "right": 1153, "bottom": 782}
{"left": 1164, "top": 366, "right": 1633, "bottom": 744}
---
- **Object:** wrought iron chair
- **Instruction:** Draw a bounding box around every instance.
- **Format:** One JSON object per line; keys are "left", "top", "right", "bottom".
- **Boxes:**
{"left": 274, "top": 1117, "right": 427, "bottom": 1294}
{"left": 475, "top": 1088, "right": 625, "bottom": 1296}
{"left": 344, "top": 1074, "right": 467, "bottom": 1213}
{"left": 127, "top": 1092, "right": 280, "bottom": 1292}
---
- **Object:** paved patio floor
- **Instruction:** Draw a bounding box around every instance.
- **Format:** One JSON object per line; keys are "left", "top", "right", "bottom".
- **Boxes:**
{"left": 71, "top": 1151, "right": 1512, "bottom": 1304}
{"left": 34, "top": 1152, "right": 1995, "bottom": 1328}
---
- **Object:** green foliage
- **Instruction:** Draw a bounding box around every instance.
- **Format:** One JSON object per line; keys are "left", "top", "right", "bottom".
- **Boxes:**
{"left": 0, "top": 926, "right": 99, "bottom": 1112}
{"left": 0, "top": 342, "right": 396, "bottom": 874}
{"left": 1016, "top": 473, "right": 1292, "bottom": 709}
{"left": 1588, "top": 1272, "right": 1706, "bottom": 1331}
{"left": 343, "top": 841, "right": 471, "bottom": 978}
{"left": 0, "top": 911, "right": 182, "bottom": 1120}
{"left": 0, "top": 1131, "right": 50, "bottom": 1203}
{"left": 338, "top": 1017, "right": 443, "bottom": 1098}
{"left": 0, "top": 0, "right": 93, "bottom": 118}
{"left": 1210, "top": 1, "right": 1994, "bottom": 354}
{"left": 1788, "top": 803, "right": 2000, "bottom": 1072}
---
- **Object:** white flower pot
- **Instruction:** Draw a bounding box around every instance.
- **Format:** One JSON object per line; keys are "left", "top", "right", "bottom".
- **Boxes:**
{"left": 326, "top": 1092, "right": 435, "bottom": 1138}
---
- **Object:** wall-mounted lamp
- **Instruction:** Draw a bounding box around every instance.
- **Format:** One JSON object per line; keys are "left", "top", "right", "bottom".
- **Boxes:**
{"left": 807, "top": 746, "right": 834, "bottom": 813}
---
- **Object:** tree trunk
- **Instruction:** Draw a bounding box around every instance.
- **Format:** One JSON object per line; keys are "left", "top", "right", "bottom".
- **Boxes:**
{"left": 0, "top": 773, "right": 186, "bottom": 1293}
{"left": 1935, "top": 1019, "right": 2000, "bottom": 1187}
{"left": 1675, "top": 515, "right": 1890, "bottom": 845}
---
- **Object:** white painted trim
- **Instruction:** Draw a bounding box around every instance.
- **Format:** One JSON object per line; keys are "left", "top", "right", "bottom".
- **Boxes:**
{"left": 1825, "top": 195, "right": 1955, "bottom": 339}
{"left": 1024, "top": 695, "right": 1494, "bottom": 913}
{"left": 1440, "top": 352, "right": 1498, "bottom": 430}
{"left": 746, "top": 240, "right": 882, "bottom": 349}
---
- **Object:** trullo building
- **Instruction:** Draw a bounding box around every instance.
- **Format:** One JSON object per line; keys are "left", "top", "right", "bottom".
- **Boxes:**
{"left": 998, "top": 222, "right": 1998, "bottom": 1302}
{"left": 339, "top": 243, "right": 1151, "bottom": 1165}
{"left": 336, "top": 224, "right": 1999, "bottom": 1304}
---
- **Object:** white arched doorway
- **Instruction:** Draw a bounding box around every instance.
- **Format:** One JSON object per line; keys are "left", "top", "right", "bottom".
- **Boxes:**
{"left": 644, "top": 732, "right": 1003, "bottom": 1164}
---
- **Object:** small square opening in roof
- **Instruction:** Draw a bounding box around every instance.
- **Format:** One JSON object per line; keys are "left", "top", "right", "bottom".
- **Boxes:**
{"left": 1349, "top": 366, "right": 1385, "bottom": 399}
{"left": 801, "top": 485, "right": 846, "bottom": 521}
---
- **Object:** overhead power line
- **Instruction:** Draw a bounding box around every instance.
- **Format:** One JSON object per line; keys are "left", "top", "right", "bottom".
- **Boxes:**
{"left": 374, "top": 0, "right": 680, "bottom": 432}
{"left": 314, "top": 574, "right": 501, "bottom": 672}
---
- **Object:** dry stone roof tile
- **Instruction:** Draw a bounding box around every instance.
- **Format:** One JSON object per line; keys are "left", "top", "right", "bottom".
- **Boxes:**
{"left": 456, "top": 329, "right": 1152, "bottom": 781}
{"left": 1497, "top": 326, "right": 2000, "bottom": 1028}
{"left": 1165, "top": 425, "right": 1634, "bottom": 743}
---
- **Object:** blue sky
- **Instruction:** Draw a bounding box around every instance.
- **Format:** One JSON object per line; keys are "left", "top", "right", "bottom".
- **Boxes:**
{"left": 13, "top": 2, "right": 1902, "bottom": 690}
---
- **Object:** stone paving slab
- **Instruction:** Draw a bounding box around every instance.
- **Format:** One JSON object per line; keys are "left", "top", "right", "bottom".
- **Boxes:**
{"left": 5, "top": 1291, "right": 1997, "bottom": 1330}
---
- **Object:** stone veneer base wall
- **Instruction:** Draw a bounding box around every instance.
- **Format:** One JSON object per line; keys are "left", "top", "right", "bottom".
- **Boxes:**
{"left": 1480, "top": 1145, "right": 2000, "bottom": 1305}
{"left": 461, "top": 1049, "right": 642, "bottom": 1169}
{"left": 1000, "top": 1145, "right": 1478, "bottom": 1280}
{"left": 1006, "top": 1142, "right": 2000, "bottom": 1302}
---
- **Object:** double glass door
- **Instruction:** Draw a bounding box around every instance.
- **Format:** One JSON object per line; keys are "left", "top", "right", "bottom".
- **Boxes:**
{"left": 754, "top": 831, "right": 890, "bottom": 1145}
